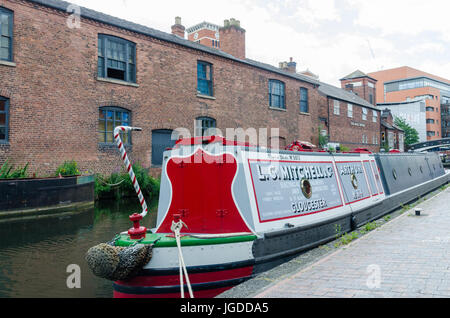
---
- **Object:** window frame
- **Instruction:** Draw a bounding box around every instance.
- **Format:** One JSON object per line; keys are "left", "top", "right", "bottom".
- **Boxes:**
{"left": 197, "top": 60, "right": 214, "bottom": 97}
{"left": 372, "top": 110, "right": 378, "bottom": 123}
{"left": 0, "top": 96, "right": 9, "bottom": 143}
{"left": 195, "top": 116, "right": 217, "bottom": 137}
{"left": 0, "top": 7, "right": 14, "bottom": 62}
{"left": 347, "top": 103, "right": 353, "bottom": 118}
{"left": 299, "top": 87, "right": 309, "bottom": 113}
{"left": 333, "top": 99, "right": 340, "bottom": 115}
{"left": 98, "top": 34, "right": 136, "bottom": 83}
{"left": 269, "top": 79, "right": 286, "bottom": 110}
{"left": 362, "top": 107, "right": 368, "bottom": 121}
{"left": 98, "top": 106, "right": 132, "bottom": 145}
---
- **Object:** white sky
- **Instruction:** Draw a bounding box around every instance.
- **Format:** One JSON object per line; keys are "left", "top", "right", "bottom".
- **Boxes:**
{"left": 69, "top": 0, "right": 450, "bottom": 86}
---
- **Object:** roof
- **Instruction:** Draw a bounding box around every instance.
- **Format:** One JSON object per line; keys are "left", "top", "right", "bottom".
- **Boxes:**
{"left": 318, "top": 81, "right": 379, "bottom": 110}
{"left": 28, "top": 0, "right": 319, "bottom": 86}
{"left": 340, "top": 70, "right": 377, "bottom": 82}
{"left": 381, "top": 120, "right": 404, "bottom": 132}
{"left": 186, "top": 21, "right": 220, "bottom": 34}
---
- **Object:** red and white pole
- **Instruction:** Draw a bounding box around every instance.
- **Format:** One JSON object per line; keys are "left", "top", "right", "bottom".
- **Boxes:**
{"left": 114, "top": 126, "right": 148, "bottom": 218}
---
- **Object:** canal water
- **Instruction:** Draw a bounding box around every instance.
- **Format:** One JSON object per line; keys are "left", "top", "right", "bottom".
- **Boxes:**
{"left": 0, "top": 199, "right": 158, "bottom": 298}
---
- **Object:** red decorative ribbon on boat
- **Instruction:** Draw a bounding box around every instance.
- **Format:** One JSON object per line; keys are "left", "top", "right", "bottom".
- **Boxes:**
{"left": 114, "top": 126, "right": 148, "bottom": 218}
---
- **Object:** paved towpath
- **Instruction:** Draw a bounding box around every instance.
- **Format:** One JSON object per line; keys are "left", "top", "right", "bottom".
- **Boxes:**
{"left": 252, "top": 187, "right": 450, "bottom": 298}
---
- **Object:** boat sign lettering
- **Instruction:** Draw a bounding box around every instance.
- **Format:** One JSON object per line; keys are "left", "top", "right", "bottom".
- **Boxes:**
{"left": 249, "top": 160, "right": 343, "bottom": 222}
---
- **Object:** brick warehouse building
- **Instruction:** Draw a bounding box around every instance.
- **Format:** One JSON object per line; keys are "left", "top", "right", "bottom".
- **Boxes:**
{"left": 0, "top": 0, "right": 381, "bottom": 177}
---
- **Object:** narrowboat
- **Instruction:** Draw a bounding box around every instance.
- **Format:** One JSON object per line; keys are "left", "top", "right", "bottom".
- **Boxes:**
{"left": 86, "top": 127, "right": 449, "bottom": 298}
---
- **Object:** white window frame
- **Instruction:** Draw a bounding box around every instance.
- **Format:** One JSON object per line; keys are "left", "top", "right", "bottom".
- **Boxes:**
{"left": 373, "top": 110, "right": 378, "bottom": 123}
{"left": 347, "top": 103, "right": 353, "bottom": 118}
{"left": 362, "top": 107, "right": 368, "bottom": 121}
{"left": 333, "top": 100, "right": 340, "bottom": 115}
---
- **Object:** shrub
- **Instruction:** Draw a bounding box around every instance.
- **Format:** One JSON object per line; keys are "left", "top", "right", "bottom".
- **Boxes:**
{"left": 0, "top": 160, "right": 29, "bottom": 179}
{"left": 94, "top": 163, "right": 160, "bottom": 202}
{"left": 55, "top": 160, "right": 80, "bottom": 177}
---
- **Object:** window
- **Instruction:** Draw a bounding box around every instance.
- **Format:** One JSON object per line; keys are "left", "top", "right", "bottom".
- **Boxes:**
{"left": 333, "top": 100, "right": 340, "bottom": 115}
{"left": 347, "top": 103, "right": 353, "bottom": 118}
{"left": 195, "top": 116, "right": 217, "bottom": 137}
{"left": 369, "top": 94, "right": 374, "bottom": 104}
{"left": 0, "top": 96, "right": 9, "bottom": 142}
{"left": 300, "top": 88, "right": 308, "bottom": 113}
{"left": 426, "top": 119, "right": 435, "bottom": 124}
{"left": 373, "top": 110, "right": 378, "bottom": 123}
{"left": 152, "top": 129, "right": 177, "bottom": 166}
{"left": 98, "top": 34, "right": 136, "bottom": 83}
{"left": 362, "top": 134, "right": 367, "bottom": 144}
{"left": 197, "top": 61, "right": 213, "bottom": 96}
{"left": 98, "top": 107, "right": 131, "bottom": 144}
{"left": 372, "top": 135, "right": 378, "bottom": 145}
{"left": 427, "top": 131, "right": 436, "bottom": 137}
{"left": 0, "top": 7, "right": 13, "bottom": 62}
{"left": 426, "top": 107, "right": 434, "bottom": 112}
{"left": 269, "top": 80, "right": 285, "bottom": 109}
{"left": 362, "top": 107, "right": 368, "bottom": 121}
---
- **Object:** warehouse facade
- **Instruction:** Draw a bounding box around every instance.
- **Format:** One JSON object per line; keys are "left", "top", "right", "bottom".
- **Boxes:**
{"left": 0, "top": 0, "right": 381, "bottom": 177}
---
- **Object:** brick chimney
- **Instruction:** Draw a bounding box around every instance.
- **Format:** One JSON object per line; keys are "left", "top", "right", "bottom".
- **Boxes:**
{"left": 279, "top": 57, "right": 297, "bottom": 73}
{"left": 171, "top": 17, "right": 185, "bottom": 38}
{"left": 219, "top": 18, "right": 245, "bottom": 59}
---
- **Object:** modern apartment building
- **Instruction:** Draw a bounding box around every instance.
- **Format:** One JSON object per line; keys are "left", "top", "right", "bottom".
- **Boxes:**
{"left": 368, "top": 66, "right": 450, "bottom": 141}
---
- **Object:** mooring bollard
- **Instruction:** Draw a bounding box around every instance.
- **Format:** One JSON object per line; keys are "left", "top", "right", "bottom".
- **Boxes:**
{"left": 415, "top": 208, "right": 423, "bottom": 216}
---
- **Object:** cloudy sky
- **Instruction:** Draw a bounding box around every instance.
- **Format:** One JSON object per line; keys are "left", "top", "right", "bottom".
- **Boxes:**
{"left": 69, "top": 0, "right": 450, "bottom": 86}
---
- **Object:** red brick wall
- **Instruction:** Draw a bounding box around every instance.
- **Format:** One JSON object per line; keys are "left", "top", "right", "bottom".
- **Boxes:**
{"left": 219, "top": 25, "right": 245, "bottom": 60}
{"left": 321, "top": 95, "right": 381, "bottom": 153}
{"left": 0, "top": 0, "right": 321, "bottom": 177}
{"left": 340, "top": 78, "right": 377, "bottom": 106}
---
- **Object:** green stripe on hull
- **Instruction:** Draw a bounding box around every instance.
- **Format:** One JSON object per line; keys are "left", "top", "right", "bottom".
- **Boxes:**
{"left": 115, "top": 233, "right": 257, "bottom": 248}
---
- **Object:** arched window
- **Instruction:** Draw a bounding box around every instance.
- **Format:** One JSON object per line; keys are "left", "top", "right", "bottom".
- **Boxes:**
{"left": 152, "top": 129, "right": 177, "bottom": 166}
{"left": 0, "top": 7, "right": 13, "bottom": 62}
{"left": 98, "top": 34, "right": 136, "bottom": 83}
{"left": 98, "top": 107, "right": 131, "bottom": 144}
{"left": 300, "top": 87, "right": 309, "bottom": 113}
{"left": 269, "top": 80, "right": 285, "bottom": 109}
{"left": 195, "top": 116, "right": 216, "bottom": 137}
{"left": 197, "top": 61, "right": 213, "bottom": 96}
{"left": 0, "top": 96, "right": 9, "bottom": 142}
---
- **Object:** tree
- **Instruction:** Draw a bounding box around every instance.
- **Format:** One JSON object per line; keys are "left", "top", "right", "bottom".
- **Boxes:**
{"left": 394, "top": 116, "right": 419, "bottom": 147}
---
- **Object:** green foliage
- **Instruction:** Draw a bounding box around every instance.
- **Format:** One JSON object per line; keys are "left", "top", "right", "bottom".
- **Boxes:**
{"left": 94, "top": 163, "right": 160, "bottom": 202}
{"left": 394, "top": 116, "right": 419, "bottom": 147}
{"left": 335, "top": 231, "right": 359, "bottom": 247}
{"left": 340, "top": 146, "right": 350, "bottom": 152}
{"left": 363, "top": 221, "right": 378, "bottom": 232}
{"left": 55, "top": 160, "right": 80, "bottom": 177}
{"left": 318, "top": 125, "right": 328, "bottom": 148}
{"left": 381, "top": 142, "right": 390, "bottom": 152}
{"left": 0, "top": 160, "right": 29, "bottom": 179}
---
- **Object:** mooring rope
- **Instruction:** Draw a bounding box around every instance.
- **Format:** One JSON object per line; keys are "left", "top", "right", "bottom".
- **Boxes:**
{"left": 171, "top": 219, "right": 194, "bottom": 298}
{"left": 114, "top": 126, "right": 148, "bottom": 218}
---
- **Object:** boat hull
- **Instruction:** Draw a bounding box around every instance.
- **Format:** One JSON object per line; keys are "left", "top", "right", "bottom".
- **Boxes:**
{"left": 109, "top": 141, "right": 450, "bottom": 298}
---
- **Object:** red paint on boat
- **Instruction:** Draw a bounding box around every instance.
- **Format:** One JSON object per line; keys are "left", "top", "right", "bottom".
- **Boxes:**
{"left": 116, "top": 266, "right": 253, "bottom": 287}
{"left": 156, "top": 148, "right": 252, "bottom": 234}
{"left": 114, "top": 286, "right": 233, "bottom": 299}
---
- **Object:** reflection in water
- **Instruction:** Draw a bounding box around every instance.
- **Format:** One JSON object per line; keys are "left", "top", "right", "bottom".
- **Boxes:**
{"left": 0, "top": 199, "right": 158, "bottom": 298}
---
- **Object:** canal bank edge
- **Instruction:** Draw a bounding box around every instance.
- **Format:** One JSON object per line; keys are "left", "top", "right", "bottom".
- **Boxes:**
{"left": 0, "top": 201, "right": 94, "bottom": 224}
{"left": 0, "top": 175, "right": 95, "bottom": 222}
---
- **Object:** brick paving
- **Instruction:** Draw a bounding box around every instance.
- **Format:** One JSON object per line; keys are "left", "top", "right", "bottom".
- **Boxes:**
{"left": 254, "top": 188, "right": 450, "bottom": 298}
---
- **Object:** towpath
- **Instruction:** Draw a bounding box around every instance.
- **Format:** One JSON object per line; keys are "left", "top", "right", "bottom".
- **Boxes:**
{"left": 220, "top": 186, "right": 450, "bottom": 298}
